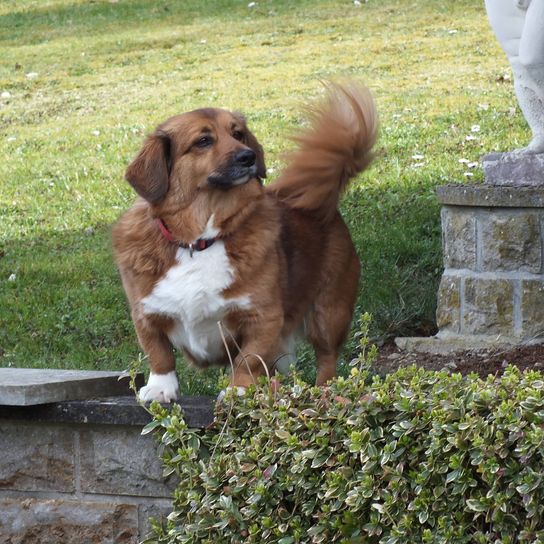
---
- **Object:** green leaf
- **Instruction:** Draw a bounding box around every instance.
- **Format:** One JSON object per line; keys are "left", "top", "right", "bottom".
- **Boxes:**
{"left": 141, "top": 420, "right": 161, "bottom": 435}
{"left": 275, "top": 429, "right": 291, "bottom": 440}
{"left": 466, "top": 499, "right": 487, "bottom": 512}
{"left": 446, "top": 469, "right": 461, "bottom": 484}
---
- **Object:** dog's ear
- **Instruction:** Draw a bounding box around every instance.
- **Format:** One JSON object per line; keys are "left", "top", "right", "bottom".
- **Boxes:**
{"left": 245, "top": 129, "right": 267, "bottom": 179}
{"left": 125, "top": 131, "right": 172, "bottom": 203}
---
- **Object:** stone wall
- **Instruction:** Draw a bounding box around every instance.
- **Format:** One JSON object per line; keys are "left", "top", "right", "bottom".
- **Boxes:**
{"left": 0, "top": 396, "right": 214, "bottom": 544}
{"left": 436, "top": 184, "right": 544, "bottom": 345}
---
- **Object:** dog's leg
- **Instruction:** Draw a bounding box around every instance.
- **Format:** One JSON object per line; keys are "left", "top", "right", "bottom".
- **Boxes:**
{"left": 229, "top": 314, "right": 284, "bottom": 390}
{"left": 116, "top": 270, "right": 179, "bottom": 402}
{"left": 307, "top": 247, "right": 360, "bottom": 386}
{"left": 133, "top": 314, "right": 180, "bottom": 403}
{"left": 314, "top": 349, "right": 339, "bottom": 386}
{"left": 308, "top": 311, "right": 352, "bottom": 386}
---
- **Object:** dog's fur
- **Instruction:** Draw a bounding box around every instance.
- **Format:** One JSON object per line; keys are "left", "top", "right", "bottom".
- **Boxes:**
{"left": 113, "top": 81, "right": 378, "bottom": 402}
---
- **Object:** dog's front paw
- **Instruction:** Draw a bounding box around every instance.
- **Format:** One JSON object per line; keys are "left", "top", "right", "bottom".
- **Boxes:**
{"left": 139, "top": 371, "right": 180, "bottom": 403}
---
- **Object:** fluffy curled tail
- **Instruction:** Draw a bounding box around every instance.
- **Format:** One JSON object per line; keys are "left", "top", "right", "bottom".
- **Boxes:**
{"left": 268, "top": 80, "right": 378, "bottom": 222}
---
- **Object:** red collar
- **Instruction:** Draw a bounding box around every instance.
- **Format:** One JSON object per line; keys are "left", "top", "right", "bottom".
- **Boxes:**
{"left": 155, "top": 218, "right": 217, "bottom": 256}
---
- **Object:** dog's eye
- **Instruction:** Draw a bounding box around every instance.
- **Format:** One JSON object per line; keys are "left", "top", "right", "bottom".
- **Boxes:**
{"left": 194, "top": 135, "right": 213, "bottom": 148}
{"left": 232, "top": 130, "right": 244, "bottom": 141}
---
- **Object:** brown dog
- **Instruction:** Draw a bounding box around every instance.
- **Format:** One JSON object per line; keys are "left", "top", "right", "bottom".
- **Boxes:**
{"left": 113, "top": 81, "right": 377, "bottom": 402}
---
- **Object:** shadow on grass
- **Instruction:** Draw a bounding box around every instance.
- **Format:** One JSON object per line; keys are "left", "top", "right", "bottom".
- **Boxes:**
{"left": 343, "top": 182, "right": 442, "bottom": 342}
{"left": 0, "top": 224, "right": 134, "bottom": 369}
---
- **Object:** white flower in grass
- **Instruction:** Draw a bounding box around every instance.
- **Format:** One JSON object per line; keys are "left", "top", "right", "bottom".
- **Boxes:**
{"left": 248, "top": 1, "right": 256, "bottom": 7}
{"left": 467, "top": 162, "right": 479, "bottom": 168}
{"left": 478, "top": 103, "right": 489, "bottom": 111}
{"left": 1, "top": 91, "right": 11, "bottom": 99}
{"left": 412, "top": 154, "right": 424, "bottom": 160}
{"left": 471, "top": 124, "right": 480, "bottom": 132}
{"left": 464, "top": 172, "right": 474, "bottom": 177}
{"left": 8, "top": 274, "right": 16, "bottom": 282}
{"left": 458, "top": 158, "right": 469, "bottom": 164}
{"left": 91, "top": 130, "right": 100, "bottom": 136}
{"left": 25, "top": 72, "right": 38, "bottom": 79}
{"left": 465, "top": 135, "right": 477, "bottom": 141}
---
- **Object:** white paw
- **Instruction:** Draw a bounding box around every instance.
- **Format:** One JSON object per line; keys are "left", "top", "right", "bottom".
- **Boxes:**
{"left": 217, "top": 386, "right": 247, "bottom": 403}
{"left": 138, "top": 371, "right": 180, "bottom": 403}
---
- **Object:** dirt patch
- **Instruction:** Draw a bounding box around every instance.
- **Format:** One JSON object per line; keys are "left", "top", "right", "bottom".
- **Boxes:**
{"left": 372, "top": 341, "right": 544, "bottom": 378}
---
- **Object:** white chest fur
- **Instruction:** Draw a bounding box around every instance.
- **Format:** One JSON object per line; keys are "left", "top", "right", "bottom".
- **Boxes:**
{"left": 141, "top": 240, "right": 250, "bottom": 363}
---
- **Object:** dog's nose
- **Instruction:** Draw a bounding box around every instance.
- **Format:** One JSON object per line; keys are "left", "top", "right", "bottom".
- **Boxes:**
{"left": 233, "top": 149, "right": 256, "bottom": 167}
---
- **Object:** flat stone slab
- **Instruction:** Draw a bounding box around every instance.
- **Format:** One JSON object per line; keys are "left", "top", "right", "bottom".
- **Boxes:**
{"left": 0, "top": 368, "right": 143, "bottom": 406}
{"left": 483, "top": 152, "right": 544, "bottom": 186}
{"left": 395, "top": 335, "right": 544, "bottom": 355}
{"left": 0, "top": 395, "right": 215, "bottom": 427}
{"left": 436, "top": 183, "right": 544, "bottom": 208}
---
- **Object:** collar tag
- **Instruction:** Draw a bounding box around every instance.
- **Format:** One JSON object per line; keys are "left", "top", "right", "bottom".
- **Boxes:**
{"left": 156, "top": 218, "right": 217, "bottom": 256}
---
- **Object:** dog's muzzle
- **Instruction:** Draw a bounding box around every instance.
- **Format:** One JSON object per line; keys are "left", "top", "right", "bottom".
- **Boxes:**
{"left": 207, "top": 149, "right": 258, "bottom": 188}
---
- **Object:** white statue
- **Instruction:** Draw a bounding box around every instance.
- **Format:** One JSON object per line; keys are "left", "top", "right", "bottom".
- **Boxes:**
{"left": 485, "top": 0, "right": 544, "bottom": 154}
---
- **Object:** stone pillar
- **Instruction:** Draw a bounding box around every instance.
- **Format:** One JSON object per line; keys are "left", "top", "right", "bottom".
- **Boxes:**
{"left": 397, "top": 154, "right": 544, "bottom": 353}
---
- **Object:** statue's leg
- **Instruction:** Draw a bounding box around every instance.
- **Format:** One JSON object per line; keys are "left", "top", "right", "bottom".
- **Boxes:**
{"left": 516, "top": 0, "right": 544, "bottom": 152}
{"left": 484, "top": 0, "right": 524, "bottom": 59}
{"left": 519, "top": 0, "right": 544, "bottom": 90}
{"left": 485, "top": 0, "right": 544, "bottom": 153}
{"left": 512, "top": 71, "right": 544, "bottom": 153}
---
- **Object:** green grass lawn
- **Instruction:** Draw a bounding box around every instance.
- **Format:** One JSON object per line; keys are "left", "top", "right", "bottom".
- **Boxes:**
{"left": 0, "top": 0, "right": 527, "bottom": 394}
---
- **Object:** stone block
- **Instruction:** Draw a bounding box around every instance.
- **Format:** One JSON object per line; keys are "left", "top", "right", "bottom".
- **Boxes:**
{"left": 0, "top": 498, "right": 138, "bottom": 544}
{"left": 441, "top": 208, "right": 476, "bottom": 269}
{"left": 482, "top": 152, "right": 544, "bottom": 186}
{"left": 0, "top": 422, "right": 74, "bottom": 492}
{"left": 436, "top": 275, "right": 461, "bottom": 333}
{"left": 436, "top": 184, "right": 544, "bottom": 208}
{"left": 463, "top": 278, "right": 514, "bottom": 336}
{"left": 0, "top": 368, "right": 142, "bottom": 406}
{"left": 521, "top": 280, "right": 544, "bottom": 340}
{"left": 480, "top": 212, "right": 541, "bottom": 273}
{"left": 80, "top": 427, "right": 175, "bottom": 497}
{"left": 0, "top": 395, "right": 213, "bottom": 428}
{"left": 395, "top": 334, "right": 515, "bottom": 354}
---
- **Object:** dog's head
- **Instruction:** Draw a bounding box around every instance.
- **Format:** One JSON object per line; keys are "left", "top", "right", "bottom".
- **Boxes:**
{"left": 125, "top": 108, "right": 266, "bottom": 206}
